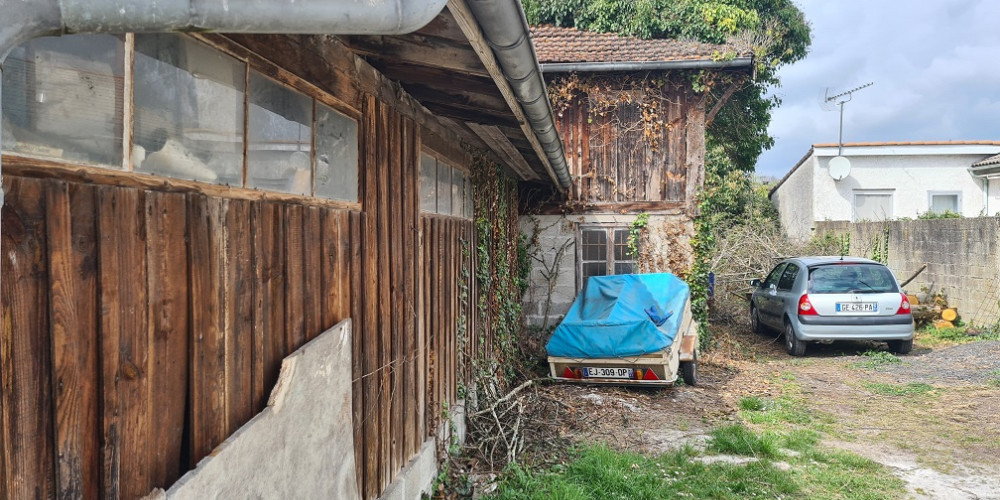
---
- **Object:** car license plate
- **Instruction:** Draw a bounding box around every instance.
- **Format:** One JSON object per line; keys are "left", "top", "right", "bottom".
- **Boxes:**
{"left": 583, "top": 367, "right": 634, "bottom": 379}
{"left": 836, "top": 302, "right": 878, "bottom": 313}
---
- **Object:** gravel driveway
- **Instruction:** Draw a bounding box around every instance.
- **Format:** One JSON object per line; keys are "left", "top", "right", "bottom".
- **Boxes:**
{"left": 880, "top": 340, "right": 1000, "bottom": 385}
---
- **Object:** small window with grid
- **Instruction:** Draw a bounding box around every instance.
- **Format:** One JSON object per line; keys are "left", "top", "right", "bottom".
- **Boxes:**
{"left": 578, "top": 226, "right": 638, "bottom": 290}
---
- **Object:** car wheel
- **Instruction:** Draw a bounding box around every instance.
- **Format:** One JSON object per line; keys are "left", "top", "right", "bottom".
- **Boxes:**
{"left": 887, "top": 339, "right": 913, "bottom": 354}
{"left": 680, "top": 351, "right": 698, "bottom": 386}
{"left": 784, "top": 321, "right": 806, "bottom": 356}
{"left": 751, "top": 306, "right": 766, "bottom": 334}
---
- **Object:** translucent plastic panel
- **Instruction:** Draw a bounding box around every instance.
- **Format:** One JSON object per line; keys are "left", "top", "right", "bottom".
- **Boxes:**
{"left": 436, "top": 160, "right": 451, "bottom": 214}
{"left": 314, "top": 103, "right": 358, "bottom": 202}
{"left": 420, "top": 153, "right": 437, "bottom": 212}
{"left": 247, "top": 72, "right": 313, "bottom": 195}
{"left": 2, "top": 34, "right": 124, "bottom": 167}
{"left": 464, "top": 174, "right": 474, "bottom": 218}
{"left": 451, "top": 169, "right": 464, "bottom": 217}
{"left": 133, "top": 34, "right": 245, "bottom": 185}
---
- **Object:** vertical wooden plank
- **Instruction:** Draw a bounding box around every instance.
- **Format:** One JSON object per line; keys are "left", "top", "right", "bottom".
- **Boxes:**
{"left": 225, "top": 199, "right": 254, "bottom": 435}
{"left": 303, "top": 206, "right": 323, "bottom": 341}
{"left": 46, "top": 181, "right": 101, "bottom": 499}
{"left": 377, "top": 101, "right": 392, "bottom": 490}
{"left": 263, "top": 202, "right": 286, "bottom": 409}
{"left": 389, "top": 109, "right": 404, "bottom": 476}
{"left": 349, "top": 211, "right": 365, "bottom": 499}
{"left": 361, "top": 94, "right": 381, "bottom": 500}
{"left": 403, "top": 119, "right": 417, "bottom": 457}
{"left": 186, "top": 194, "right": 227, "bottom": 466}
{"left": 285, "top": 204, "right": 306, "bottom": 353}
{"left": 435, "top": 218, "right": 445, "bottom": 430}
{"left": 320, "top": 209, "right": 341, "bottom": 330}
{"left": 250, "top": 202, "right": 266, "bottom": 414}
{"left": 145, "top": 191, "right": 189, "bottom": 490}
{"left": 1, "top": 177, "right": 55, "bottom": 500}
{"left": 98, "top": 185, "right": 151, "bottom": 500}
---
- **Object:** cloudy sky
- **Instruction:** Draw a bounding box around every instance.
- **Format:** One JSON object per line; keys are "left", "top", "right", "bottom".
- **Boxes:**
{"left": 755, "top": 0, "right": 1000, "bottom": 178}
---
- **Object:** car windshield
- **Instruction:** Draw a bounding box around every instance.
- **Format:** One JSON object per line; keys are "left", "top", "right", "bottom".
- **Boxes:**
{"left": 807, "top": 264, "right": 899, "bottom": 294}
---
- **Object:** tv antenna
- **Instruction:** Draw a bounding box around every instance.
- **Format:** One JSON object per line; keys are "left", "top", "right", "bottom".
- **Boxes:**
{"left": 824, "top": 82, "right": 873, "bottom": 156}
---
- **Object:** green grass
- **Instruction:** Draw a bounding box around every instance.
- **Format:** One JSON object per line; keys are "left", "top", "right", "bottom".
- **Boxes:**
{"left": 487, "top": 436, "right": 903, "bottom": 500}
{"left": 988, "top": 370, "right": 1000, "bottom": 387}
{"left": 917, "top": 326, "right": 1000, "bottom": 348}
{"left": 862, "top": 382, "right": 935, "bottom": 397}
{"left": 853, "top": 350, "right": 901, "bottom": 369}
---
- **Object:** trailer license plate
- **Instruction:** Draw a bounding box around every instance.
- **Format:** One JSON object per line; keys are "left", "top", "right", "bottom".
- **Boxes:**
{"left": 837, "top": 302, "right": 877, "bottom": 313}
{"left": 583, "top": 367, "right": 634, "bottom": 379}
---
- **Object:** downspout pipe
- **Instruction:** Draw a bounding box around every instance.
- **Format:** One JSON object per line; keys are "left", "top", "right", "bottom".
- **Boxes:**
{"left": 0, "top": 0, "right": 450, "bottom": 298}
{"left": 464, "top": 0, "right": 572, "bottom": 190}
{"left": 540, "top": 58, "right": 755, "bottom": 73}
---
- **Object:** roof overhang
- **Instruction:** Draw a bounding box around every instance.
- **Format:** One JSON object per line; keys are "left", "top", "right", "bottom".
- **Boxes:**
{"left": 540, "top": 57, "right": 754, "bottom": 73}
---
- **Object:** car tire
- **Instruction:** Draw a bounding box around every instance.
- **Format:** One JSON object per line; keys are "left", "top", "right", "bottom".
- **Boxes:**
{"left": 888, "top": 339, "right": 913, "bottom": 354}
{"left": 680, "top": 351, "right": 698, "bottom": 386}
{"left": 751, "top": 306, "right": 766, "bottom": 334}
{"left": 785, "top": 321, "right": 806, "bottom": 356}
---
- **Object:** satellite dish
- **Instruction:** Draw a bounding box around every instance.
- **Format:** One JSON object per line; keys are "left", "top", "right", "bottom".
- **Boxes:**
{"left": 829, "top": 156, "right": 851, "bottom": 181}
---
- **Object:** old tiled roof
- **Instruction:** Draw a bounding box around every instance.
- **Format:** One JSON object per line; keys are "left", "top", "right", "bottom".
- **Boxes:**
{"left": 973, "top": 153, "right": 1000, "bottom": 167}
{"left": 530, "top": 25, "right": 738, "bottom": 64}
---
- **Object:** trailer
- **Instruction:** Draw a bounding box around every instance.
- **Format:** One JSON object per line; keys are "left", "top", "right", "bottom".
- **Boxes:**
{"left": 546, "top": 273, "right": 699, "bottom": 387}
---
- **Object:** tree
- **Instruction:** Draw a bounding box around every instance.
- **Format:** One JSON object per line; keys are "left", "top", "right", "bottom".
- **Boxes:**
{"left": 523, "top": 0, "right": 811, "bottom": 172}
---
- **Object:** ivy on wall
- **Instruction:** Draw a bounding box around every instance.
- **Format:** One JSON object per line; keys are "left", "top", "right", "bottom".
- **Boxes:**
{"left": 470, "top": 152, "right": 526, "bottom": 384}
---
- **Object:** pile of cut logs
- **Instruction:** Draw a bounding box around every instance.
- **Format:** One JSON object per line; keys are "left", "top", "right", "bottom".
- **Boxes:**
{"left": 907, "top": 289, "right": 959, "bottom": 329}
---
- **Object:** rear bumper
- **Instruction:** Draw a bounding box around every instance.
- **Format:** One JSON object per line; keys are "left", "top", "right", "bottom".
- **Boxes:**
{"left": 794, "top": 315, "right": 914, "bottom": 341}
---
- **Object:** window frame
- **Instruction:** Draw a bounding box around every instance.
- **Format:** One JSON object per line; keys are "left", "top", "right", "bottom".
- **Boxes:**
{"left": 776, "top": 263, "right": 799, "bottom": 292}
{"left": 1, "top": 32, "right": 363, "bottom": 206}
{"left": 852, "top": 189, "right": 895, "bottom": 222}
{"left": 576, "top": 224, "right": 638, "bottom": 291}
{"left": 927, "top": 190, "right": 961, "bottom": 215}
{"left": 418, "top": 148, "right": 473, "bottom": 220}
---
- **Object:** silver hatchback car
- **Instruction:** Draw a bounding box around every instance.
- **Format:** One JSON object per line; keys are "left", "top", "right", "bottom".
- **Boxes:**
{"left": 749, "top": 257, "right": 914, "bottom": 356}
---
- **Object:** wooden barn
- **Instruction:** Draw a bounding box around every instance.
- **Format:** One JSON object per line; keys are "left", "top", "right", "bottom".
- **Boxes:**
{"left": 519, "top": 26, "right": 754, "bottom": 328}
{"left": 0, "top": 1, "right": 571, "bottom": 499}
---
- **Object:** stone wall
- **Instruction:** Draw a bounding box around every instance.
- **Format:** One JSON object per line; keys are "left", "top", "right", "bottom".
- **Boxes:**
{"left": 816, "top": 217, "right": 1000, "bottom": 325}
{"left": 520, "top": 213, "right": 693, "bottom": 328}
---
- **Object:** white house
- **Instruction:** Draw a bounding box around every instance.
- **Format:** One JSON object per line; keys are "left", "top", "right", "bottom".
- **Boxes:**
{"left": 769, "top": 141, "right": 1000, "bottom": 241}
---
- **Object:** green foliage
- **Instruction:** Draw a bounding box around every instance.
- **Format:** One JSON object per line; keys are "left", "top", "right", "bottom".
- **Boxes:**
{"left": 708, "top": 424, "right": 781, "bottom": 459}
{"left": 868, "top": 227, "right": 890, "bottom": 264}
{"left": 690, "top": 147, "right": 779, "bottom": 349}
{"left": 917, "top": 209, "right": 963, "bottom": 219}
{"left": 471, "top": 153, "right": 526, "bottom": 384}
{"left": 524, "top": 0, "right": 812, "bottom": 171}
{"left": 917, "top": 325, "right": 1000, "bottom": 347}
{"left": 854, "top": 350, "right": 901, "bottom": 369}
{"left": 626, "top": 212, "right": 649, "bottom": 258}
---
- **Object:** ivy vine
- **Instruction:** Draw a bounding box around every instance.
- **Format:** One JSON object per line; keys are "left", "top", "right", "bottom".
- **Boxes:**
{"left": 627, "top": 212, "right": 649, "bottom": 258}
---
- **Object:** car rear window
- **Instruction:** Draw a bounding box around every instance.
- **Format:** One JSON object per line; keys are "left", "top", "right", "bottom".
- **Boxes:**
{"left": 807, "top": 264, "right": 899, "bottom": 294}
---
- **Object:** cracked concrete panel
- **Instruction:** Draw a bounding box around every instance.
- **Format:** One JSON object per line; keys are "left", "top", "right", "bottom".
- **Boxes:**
{"left": 153, "top": 319, "right": 359, "bottom": 500}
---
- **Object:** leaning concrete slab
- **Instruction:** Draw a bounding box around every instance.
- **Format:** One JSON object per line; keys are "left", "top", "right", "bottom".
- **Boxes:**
{"left": 146, "top": 319, "right": 359, "bottom": 500}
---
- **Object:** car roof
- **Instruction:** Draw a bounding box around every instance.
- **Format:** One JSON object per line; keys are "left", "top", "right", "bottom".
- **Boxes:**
{"left": 783, "top": 256, "right": 883, "bottom": 267}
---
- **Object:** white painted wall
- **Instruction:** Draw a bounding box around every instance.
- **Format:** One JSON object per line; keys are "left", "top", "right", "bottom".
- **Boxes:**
{"left": 770, "top": 155, "right": 815, "bottom": 241}
{"left": 772, "top": 144, "right": 1000, "bottom": 241}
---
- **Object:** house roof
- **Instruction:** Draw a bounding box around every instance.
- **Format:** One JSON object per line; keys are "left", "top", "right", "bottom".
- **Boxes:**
{"left": 529, "top": 25, "right": 740, "bottom": 64}
{"left": 972, "top": 153, "right": 1000, "bottom": 167}
{"left": 768, "top": 141, "right": 1000, "bottom": 198}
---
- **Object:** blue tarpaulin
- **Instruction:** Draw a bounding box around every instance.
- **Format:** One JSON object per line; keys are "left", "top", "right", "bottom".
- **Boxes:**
{"left": 546, "top": 273, "right": 690, "bottom": 358}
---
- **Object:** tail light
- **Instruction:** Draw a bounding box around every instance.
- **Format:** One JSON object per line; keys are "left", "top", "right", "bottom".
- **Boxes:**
{"left": 634, "top": 368, "right": 659, "bottom": 381}
{"left": 562, "top": 367, "right": 582, "bottom": 379}
{"left": 897, "top": 293, "right": 911, "bottom": 315}
{"left": 798, "top": 294, "right": 818, "bottom": 316}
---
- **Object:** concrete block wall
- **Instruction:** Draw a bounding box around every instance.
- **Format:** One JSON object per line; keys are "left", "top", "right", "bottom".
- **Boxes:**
{"left": 816, "top": 217, "right": 1000, "bottom": 325}
{"left": 520, "top": 213, "right": 693, "bottom": 328}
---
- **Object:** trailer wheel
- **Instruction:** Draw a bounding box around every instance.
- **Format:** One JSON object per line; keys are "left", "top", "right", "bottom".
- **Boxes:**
{"left": 680, "top": 351, "right": 698, "bottom": 386}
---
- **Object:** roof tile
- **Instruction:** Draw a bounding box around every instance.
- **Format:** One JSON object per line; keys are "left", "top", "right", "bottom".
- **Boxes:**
{"left": 530, "top": 25, "right": 738, "bottom": 64}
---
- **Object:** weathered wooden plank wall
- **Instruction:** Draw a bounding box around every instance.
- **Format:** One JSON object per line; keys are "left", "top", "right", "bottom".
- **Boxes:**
{"left": 556, "top": 83, "right": 702, "bottom": 206}
{"left": 0, "top": 174, "right": 361, "bottom": 499}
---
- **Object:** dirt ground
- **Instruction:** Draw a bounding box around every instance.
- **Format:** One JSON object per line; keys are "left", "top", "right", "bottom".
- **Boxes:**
{"left": 524, "top": 326, "right": 1000, "bottom": 499}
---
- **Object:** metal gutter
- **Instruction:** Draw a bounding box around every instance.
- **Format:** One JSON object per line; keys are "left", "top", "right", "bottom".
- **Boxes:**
{"left": 540, "top": 57, "right": 754, "bottom": 74}
{"left": 464, "top": 0, "right": 572, "bottom": 189}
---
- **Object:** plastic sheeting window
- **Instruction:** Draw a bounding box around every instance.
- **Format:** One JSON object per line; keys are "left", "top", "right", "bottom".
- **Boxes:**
{"left": 420, "top": 152, "right": 437, "bottom": 212}
{"left": 419, "top": 151, "right": 472, "bottom": 219}
{"left": 314, "top": 102, "right": 358, "bottom": 202}
{"left": 247, "top": 71, "right": 313, "bottom": 196}
{"left": 133, "top": 34, "right": 245, "bottom": 185}
{"left": 2, "top": 34, "right": 124, "bottom": 167}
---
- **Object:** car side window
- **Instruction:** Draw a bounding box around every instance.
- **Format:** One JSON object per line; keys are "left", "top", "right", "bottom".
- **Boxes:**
{"left": 763, "top": 263, "right": 787, "bottom": 288}
{"left": 777, "top": 264, "right": 800, "bottom": 291}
